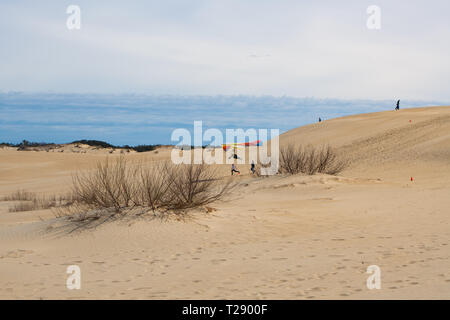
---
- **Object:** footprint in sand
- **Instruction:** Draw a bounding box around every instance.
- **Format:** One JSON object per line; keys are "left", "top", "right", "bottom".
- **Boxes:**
{"left": 211, "top": 258, "right": 227, "bottom": 264}
{"left": 132, "top": 287, "right": 153, "bottom": 291}
{"left": 0, "top": 249, "right": 34, "bottom": 259}
{"left": 310, "top": 287, "right": 325, "bottom": 292}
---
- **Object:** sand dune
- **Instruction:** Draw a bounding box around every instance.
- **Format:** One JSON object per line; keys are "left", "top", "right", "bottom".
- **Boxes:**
{"left": 0, "top": 106, "right": 449, "bottom": 299}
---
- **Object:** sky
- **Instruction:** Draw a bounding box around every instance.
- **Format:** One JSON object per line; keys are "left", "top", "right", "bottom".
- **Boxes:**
{"left": 0, "top": 93, "right": 445, "bottom": 145}
{"left": 0, "top": 1, "right": 449, "bottom": 144}
{"left": 1, "top": 0, "right": 450, "bottom": 99}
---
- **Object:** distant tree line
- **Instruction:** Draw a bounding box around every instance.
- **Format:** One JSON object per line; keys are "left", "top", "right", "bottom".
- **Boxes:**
{"left": 0, "top": 140, "right": 56, "bottom": 150}
{"left": 0, "top": 139, "right": 163, "bottom": 153}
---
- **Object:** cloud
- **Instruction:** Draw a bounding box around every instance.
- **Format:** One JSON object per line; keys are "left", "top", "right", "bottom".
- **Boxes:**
{"left": 0, "top": 1, "right": 449, "bottom": 99}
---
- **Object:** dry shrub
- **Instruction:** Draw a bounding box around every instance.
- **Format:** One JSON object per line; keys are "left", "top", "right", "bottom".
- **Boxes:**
{"left": 137, "top": 162, "right": 171, "bottom": 212}
{"left": 163, "top": 163, "right": 234, "bottom": 210}
{"left": 72, "top": 156, "right": 139, "bottom": 212}
{"left": 6, "top": 192, "right": 74, "bottom": 213}
{"left": 279, "top": 144, "right": 349, "bottom": 175}
{"left": 314, "top": 145, "right": 349, "bottom": 175}
{"left": 279, "top": 144, "right": 308, "bottom": 175}
{"left": 1, "top": 190, "right": 36, "bottom": 201}
{"left": 65, "top": 157, "right": 234, "bottom": 219}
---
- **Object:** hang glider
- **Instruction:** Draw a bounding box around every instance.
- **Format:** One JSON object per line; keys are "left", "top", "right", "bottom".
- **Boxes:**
{"left": 222, "top": 139, "right": 262, "bottom": 151}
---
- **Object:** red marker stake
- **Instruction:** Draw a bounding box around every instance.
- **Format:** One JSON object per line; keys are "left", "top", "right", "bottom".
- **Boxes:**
{"left": 411, "top": 177, "right": 414, "bottom": 181}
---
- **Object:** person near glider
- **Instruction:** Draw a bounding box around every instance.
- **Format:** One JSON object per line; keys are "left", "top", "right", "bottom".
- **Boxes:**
{"left": 229, "top": 151, "right": 241, "bottom": 160}
{"left": 250, "top": 161, "right": 256, "bottom": 174}
{"left": 395, "top": 100, "right": 400, "bottom": 111}
{"left": 231, "top": 164, "right": 240, "bottom": 175}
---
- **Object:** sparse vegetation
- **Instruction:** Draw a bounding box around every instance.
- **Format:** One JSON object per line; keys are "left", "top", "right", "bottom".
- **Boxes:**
{"left": 0, "top": 140, "right": 56, "bottom": 150}
{"left": 1, "top": 190, "right": 74, "bottom": 213}
{"left": 137, "top": 163, "right": 171, "bottom": 212}
{"left": 71, "top": 156, "right": 140, "bottom": 213}
{"left": 163, "top": 163, "right": 233, "bottom": 210}
{"left": 133, "top": 145, "right": 161, "bottom": 152}
{"left": 279, "top": 144, "right": 349, "bottom": 175}
{"left": 71, "top": 140, "right": 116, "bottom": 149}
{"left": 71, "top": 140, "right": 161, "bottom": 152}
{"left": 60, "top": 157, "right": 234, "bottom": 220}
{"left": 0, "top": 139, "right": 163, "bottom": 153}
{"left": 17, "top": 140, "right": 56, "bottom": 150}
{"left": 1, "top": 144, "right": 347, "bottom": 218}
{"left": 1, "top": 157, "right": 233, "bottom": 219}
{"left": 1, "top": 189, "right": 36, "bottom": 201}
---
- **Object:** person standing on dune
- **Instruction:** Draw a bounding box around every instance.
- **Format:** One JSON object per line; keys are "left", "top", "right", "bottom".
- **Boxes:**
{"left": 395, "top": 100, "right": 400, "bottom": 110}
